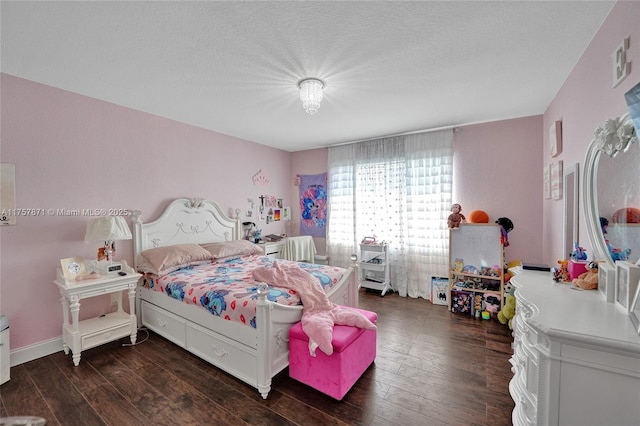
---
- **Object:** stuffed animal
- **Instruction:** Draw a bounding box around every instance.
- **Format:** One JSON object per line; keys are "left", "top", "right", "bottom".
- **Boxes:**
{"left": 447, "top": 203, "right": 466, "bottom": 229}
{"left": 572, "top": 261, "right": 599, "bottom": 290}
{"left": 498, "top": 294, "right": 516, "bottom": 329}
{"left": 495, "top": 217, "right": 514, "bottom": 247}
{"left": 553, "top": 260, "right": 569, "bottom": 282}
{"left": 570, "top": 243, "right": 587, "bottom": 261}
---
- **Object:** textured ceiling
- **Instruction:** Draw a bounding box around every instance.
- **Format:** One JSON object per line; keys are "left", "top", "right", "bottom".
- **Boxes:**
{"left": 1, "top": 1, "right": 614, "bottom": 152}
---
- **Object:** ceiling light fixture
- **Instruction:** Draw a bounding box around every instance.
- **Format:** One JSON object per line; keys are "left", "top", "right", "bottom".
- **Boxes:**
{"left": 298, "top": 78, "right": 324, "bottom": 115}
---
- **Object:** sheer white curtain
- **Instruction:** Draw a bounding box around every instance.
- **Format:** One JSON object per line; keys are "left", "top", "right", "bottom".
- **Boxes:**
{"left": 327, "top": 130, "right": 452, "bottom": 298}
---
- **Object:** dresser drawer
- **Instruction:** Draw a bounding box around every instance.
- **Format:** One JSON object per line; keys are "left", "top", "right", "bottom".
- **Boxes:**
{"left": 141, "top": 301, "right": 187, "bottom": 347}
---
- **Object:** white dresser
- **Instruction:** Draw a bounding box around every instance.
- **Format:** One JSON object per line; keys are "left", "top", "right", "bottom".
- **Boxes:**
{"left": 510, "top": 271, "right": 640, "bottom": 426}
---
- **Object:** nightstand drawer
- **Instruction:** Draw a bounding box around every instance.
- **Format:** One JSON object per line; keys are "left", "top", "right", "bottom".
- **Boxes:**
{"left": 81, "top": 323, "right": 131, "bottom": 350}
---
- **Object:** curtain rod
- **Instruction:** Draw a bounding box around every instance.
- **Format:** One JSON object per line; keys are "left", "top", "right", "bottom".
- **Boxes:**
{"left": 327, "top": 124, "right": 460, "bottom": 148}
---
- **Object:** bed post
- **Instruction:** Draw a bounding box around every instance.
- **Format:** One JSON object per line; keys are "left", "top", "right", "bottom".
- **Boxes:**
{"left": 255, "top": 283, "right": 272, "bottom": 399}
{"left": 349, "top": 253, "right": 359, "bottom": 307}
{"left": 131, "top": 210, "right": 143, "bottom": 328}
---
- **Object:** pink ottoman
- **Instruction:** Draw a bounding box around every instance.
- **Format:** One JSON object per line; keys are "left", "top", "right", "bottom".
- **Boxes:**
{"left": 288, "top": 308, "right": 377, "bottom": 400}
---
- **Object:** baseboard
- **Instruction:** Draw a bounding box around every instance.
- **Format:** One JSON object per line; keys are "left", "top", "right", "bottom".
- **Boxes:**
{"left": 10, "top": 336, "right": 62, "bottom": 367}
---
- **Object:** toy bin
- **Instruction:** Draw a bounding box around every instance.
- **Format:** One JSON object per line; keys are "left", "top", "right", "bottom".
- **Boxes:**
{"left": 568, "top": 260, "right": 588, "bottom": 281}
{"left": 288, "top": 307, "right": 377, "bottom": 400}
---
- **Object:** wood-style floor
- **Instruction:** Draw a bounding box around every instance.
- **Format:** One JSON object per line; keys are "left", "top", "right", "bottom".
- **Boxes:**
{"left": 0, "top": 289, "right": 514, "bottom": 425}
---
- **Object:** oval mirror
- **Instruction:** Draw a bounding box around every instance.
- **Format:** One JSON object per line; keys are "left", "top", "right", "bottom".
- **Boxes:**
{"left": 583, "top": 112, "right": 639, "bottom": 267}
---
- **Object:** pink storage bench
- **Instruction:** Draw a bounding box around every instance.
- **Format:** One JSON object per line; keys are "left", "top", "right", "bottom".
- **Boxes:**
{"left": 288, "top": 307, "right": 377, "bottom": 400}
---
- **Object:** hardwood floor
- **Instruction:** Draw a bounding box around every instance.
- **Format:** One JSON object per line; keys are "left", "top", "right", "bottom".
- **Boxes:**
{"left": 0, "top": 289, "right": 514, "bottom": 425}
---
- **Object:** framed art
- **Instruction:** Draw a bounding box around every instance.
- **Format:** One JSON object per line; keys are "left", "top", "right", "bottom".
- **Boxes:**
{"left": 615, "top": 261, "right": 640, "bottom": 312}
{"left": 629, "top": 280, "right": 640, "bottom": 335}
{"left": 543, "top": 165, "right": 551, "bottom": 199}
{"left": 550, "top": 160, "right": 563, "bottom": 200}
{"left": 598, "top": 262, "right": 615, "bottom": 303}
{"left": 549, "top": 120, "right": 562, "bottom": 157}
{"left": 60, "top": 256, "right": 87, "bottom": 281}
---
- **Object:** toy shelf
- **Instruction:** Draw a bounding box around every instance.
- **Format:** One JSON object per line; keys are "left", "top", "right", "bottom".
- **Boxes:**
{"left": 448, "top": 224, "right": 504, "bottom": 317}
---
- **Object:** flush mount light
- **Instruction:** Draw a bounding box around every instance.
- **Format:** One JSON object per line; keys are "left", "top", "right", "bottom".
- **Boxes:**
{"left": 298, "top": 78, "right": 324, "bottom": 115}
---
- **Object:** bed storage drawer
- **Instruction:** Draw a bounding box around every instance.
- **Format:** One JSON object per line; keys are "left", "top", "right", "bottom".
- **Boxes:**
{"left": 186, "top": 321, "right": 257, "bottom": 383}
{"left": 141, "top": 301, "right": 187, "bottom": 347}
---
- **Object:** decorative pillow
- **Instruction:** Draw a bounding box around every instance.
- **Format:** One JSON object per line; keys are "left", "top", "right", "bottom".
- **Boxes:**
{"left": 201, "top": 240, "right": 263, "bottom": 259}
{"left": 141, "top": 244, "right": 212, "bottom": 274}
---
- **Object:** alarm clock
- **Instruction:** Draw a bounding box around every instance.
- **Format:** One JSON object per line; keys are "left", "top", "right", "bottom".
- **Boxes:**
{"left": 107, "top": 262, "right": 124, "bottom": 274}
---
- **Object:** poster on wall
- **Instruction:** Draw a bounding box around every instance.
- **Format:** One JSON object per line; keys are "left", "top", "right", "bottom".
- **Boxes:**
{"left": 0, "top": 163, "right": 16, "bottom": 225}
{"left": 298, "top": 173, "right": 327, "bottom": 237}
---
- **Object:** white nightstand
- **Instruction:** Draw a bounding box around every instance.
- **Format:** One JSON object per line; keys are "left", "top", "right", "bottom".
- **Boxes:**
{"left": 259, "top": 241, "right": 284, "bottom": 259}
{"left": 53, "top": 261, "right": 141, "bottom": 366}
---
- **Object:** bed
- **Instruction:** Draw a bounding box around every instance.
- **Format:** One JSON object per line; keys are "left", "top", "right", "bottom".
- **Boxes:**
{"left": 132, "top": 197, "right": 359, "bottom": 399}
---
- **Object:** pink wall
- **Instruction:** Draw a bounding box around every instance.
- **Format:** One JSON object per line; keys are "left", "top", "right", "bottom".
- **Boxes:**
{"left": 0, "top": 74, "right": 291, "bottom": 350}
{"left": 543, "top": 1, "right": 640, "bottom": 266}
{"left": 453, "top": 117, "right": 544, "bottom": 265}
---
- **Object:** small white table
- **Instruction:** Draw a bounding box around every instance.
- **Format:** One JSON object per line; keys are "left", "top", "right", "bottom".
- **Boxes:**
{"left": 54, "top": 261, "right": 141, "bottom": 366}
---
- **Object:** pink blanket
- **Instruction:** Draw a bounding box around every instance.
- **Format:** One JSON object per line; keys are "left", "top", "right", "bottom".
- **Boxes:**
{"left": 252, "top": 261, "right": 376, "bottom": 356}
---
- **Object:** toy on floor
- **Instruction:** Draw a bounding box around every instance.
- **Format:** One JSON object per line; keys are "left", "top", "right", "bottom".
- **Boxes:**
{"left": 447, "top": 203, "right": 466, "bottom": 229}
{"left": 498, "top": 294, "right": 516, "bottom": 329}
{"left": 572, "top": 261, "right": 599, "bottom": 290}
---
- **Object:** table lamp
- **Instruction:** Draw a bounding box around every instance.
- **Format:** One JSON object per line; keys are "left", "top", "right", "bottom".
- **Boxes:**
{"left": 85, "top": 216, "right": 132, "bottom": 273}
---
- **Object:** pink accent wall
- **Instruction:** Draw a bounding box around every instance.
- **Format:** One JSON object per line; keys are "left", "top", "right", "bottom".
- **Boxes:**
{"left": 453, "top": 116, "right": 544, "bottom": 265}
{"left": 543, "top": 1, "right": 640, "bottom": 266}
{"left": 0, "top": 74, "right": 291, "bottom": 350}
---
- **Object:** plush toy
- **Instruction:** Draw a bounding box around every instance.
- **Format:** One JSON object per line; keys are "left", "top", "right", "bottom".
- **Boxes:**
{"left": 552, "top": 260, "right": 569, "bottom": 282}
{"left": 447, "top": 203, "right": 466, "bottom": 229}
{"left": 474, "top": 294, "right": 483, "bottom": 318}
{"left": 495, "top": 217, "right": 514, "bottom": 247}
{"left": 572, "top": 261, "right": 599, "bottom": 290}
{"left": 498, "top": 294, "right": 516, "bottom": 329}
{"left": 570, "top": 243, "right": 587, "bottom": 261}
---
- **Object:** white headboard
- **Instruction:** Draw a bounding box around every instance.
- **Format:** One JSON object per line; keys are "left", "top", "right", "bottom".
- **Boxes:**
{"left": 132, "top": 198, "right": 241, "bottom": 268}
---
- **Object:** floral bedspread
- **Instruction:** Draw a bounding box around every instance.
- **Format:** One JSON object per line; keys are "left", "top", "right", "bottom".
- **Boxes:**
{"left": 141, "top": 255, "right": 347, "bottom": 328}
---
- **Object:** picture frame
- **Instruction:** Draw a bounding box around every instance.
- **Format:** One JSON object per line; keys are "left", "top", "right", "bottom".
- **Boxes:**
{"left": 550, "top": 160, "right": 563, "bottom": 200}
{"left": 430, "top": 276, "right": 449, "bottom": 306}
{"left": 615, "top": 260, "right": 640, "bottom": 312}
{"left": 543, "top": 165, "right": 551, "bottom": 199}
{"left": 60, "top": 256, "right": 87, "bottom": 281}
{"left": 549, "top": 120, "right": 562, "bottom": 157}
{"left": 598, "top": 262, "right": 615, "bottom": 303}
{"left": 629, "top": 278, "right": 640, "bottom": 335}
